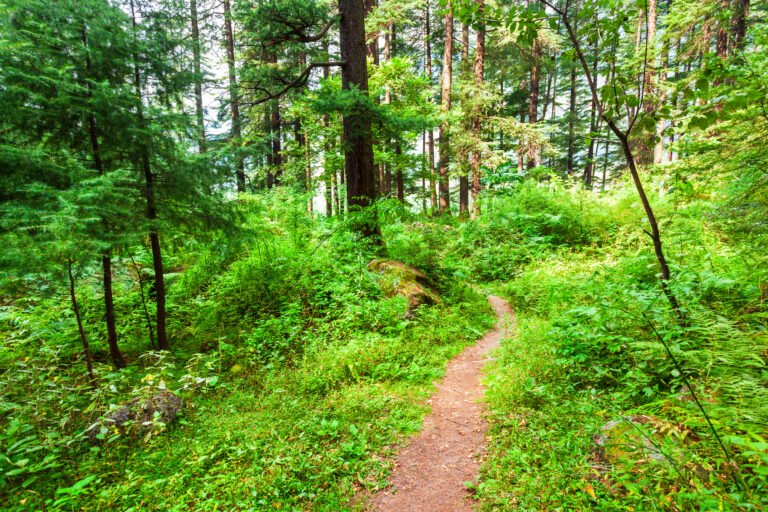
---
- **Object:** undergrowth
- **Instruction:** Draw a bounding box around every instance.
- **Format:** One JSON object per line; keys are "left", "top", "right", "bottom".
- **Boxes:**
{"left": 0, "top": 192, "right": 495, "bottom": 510}
{"left": 474, "top": 180, "right": 768, "bottom": 511}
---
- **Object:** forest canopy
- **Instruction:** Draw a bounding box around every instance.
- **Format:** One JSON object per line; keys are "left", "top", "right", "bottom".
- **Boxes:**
{"left": 0, "top": 0, "right": 766, "bottom": 509}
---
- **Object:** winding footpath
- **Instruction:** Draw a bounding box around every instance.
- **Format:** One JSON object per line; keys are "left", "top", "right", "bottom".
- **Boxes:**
{"left": 368, "top": 295, "right": 514, "bottom": 512}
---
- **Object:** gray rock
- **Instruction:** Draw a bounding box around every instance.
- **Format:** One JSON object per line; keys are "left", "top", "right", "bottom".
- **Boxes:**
{"left": 86, "top": 389, "right": 182, "bottom": 441}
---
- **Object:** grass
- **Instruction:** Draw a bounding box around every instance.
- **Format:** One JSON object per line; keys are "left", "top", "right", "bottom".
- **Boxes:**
{"left": 1, "top": 280, "right": 494, "bottom": 510}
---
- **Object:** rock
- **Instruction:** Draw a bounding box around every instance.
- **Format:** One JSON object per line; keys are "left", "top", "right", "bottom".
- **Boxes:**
{"left": 86, "top": 389, "right": 182, "bottom": 441}
{"left": 367, "top": 259, "right": 439, "bottom": 315}
{"left": 593, "top": 415, "right": 666, "bottom": 465}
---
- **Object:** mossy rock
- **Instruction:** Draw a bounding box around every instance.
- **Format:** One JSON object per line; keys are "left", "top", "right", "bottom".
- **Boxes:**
{"left": 593, "top": 415, "right": 667, "bottom": 465}
{"left": 367, "top": 259, "right": 439, "bottom": 315}
{"left": 86, "top": 389, "right": 182, "bottom": 441}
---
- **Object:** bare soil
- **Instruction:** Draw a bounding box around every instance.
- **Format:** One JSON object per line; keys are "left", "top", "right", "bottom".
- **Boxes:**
{"left": 367, "top": 295, "right": 514, "bottom": 512}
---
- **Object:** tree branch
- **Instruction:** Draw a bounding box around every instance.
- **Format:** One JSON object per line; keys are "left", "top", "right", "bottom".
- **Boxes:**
{"left": 243, "top": 61, "right": 346, "bottom": 106}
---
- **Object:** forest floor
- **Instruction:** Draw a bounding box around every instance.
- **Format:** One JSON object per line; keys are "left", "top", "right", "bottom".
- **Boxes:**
{"left": 367, "top": 295, "right": 514, "bottom": 512}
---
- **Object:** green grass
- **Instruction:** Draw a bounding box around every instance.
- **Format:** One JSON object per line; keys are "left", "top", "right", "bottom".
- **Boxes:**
{"left": 1, "top": 276, "right": 494, "bottom": 510}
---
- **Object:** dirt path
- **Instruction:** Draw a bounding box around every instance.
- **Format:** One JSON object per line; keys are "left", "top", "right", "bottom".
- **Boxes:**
{"left": 367, "top": 295, "right": 514, "bottom": 512}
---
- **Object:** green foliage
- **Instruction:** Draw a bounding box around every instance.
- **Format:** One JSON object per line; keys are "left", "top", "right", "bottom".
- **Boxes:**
{"left": 474, "top": 176, "right": 768, "bottom": 510}
{"left": 0, "top": 194, "right": 495, "bottom": 509}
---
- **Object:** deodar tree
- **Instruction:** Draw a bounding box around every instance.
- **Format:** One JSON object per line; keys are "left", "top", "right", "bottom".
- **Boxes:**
{"left": 239, "top": 0, "right": 380, "bottom": 240}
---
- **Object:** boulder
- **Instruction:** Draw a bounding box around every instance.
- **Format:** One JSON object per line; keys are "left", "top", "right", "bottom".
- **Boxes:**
{"left": 86, "top": 389, "right": 182, "bottom": 441}
{"left": 367, "top": 259, "right": 439, "bottom": 315}
{"left": 593, "top": 415, "right": 666, "bottom": 465}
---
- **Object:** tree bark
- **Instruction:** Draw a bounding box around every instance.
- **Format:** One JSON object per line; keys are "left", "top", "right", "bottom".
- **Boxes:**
{"left": 567, "top": 62, "right": 576, "bottom": 175}
{"left": 339, "top": 0, "right": 379, "bottom": 238}
{"left": 223, "top": 0, "right": 245, "bottom": 192}
{"left": 438, "top": 1, "right": 453, "bottom": 214}
{"left": 470, "top": 0, "right": 485, "bottom": 219}
{"left": 322, "top": 58, "right": 333, "bottom": 217}
{"left": 716, "top": 0, "right": 730, "bottom": 59}
{"left": 131, "top": 0, "right": 168, "bottom": 350}
{"left": 527, "top": 37, "right": 540, "bottom": 169}
{"left": 458, "top": 22, "right": 470, "bottom": 216}
{"left": 270, "top": 57, "right": 283, "bottom": 185}
{"left": 365, "top": 0, "right": 379, "bottom": 63}
{"left": 584, "top": 36, "right": 599, "bottom": 186}
{"left": 730, "top": 0, "right": 748, "bottom": 51}
{"left": 425, "top": 1, "right": 437, "bottom": 212}
{"left": 68, "top": 260, "right": 96, "bottom": 387}
{"left": 637, "top": 0, "right": 657, "bottom": 166}
{"left": 391, "top": 22, "right": 405, "bottom": 203}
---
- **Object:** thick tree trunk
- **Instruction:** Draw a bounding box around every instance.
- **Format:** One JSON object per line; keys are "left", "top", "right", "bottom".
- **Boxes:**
{"left": 470, "top": 0, "right": 485, "bottom": 219}
{"left": 131, "top": 0, "right": 168, "bottom": 350}
{"left": 68, "top": 260, "right": 96, "bottom": 387}
{"left": 730, "top": 0, "right": 749, "bottom": 51}
{"left": 191, "top": 0, "right": 206, "bottom": 153}
{"left": 438, "top": 2, "right": 453, "bottom": 214}
{"left": 339, "top": 0, "right": 379, "bottom": 238}
{"left": 223, "top": 0, "right": 245, "bottom": 192}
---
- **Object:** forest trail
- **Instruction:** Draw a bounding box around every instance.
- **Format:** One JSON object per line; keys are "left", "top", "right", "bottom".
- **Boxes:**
{"left": 367, "top": 295, "right": 514, "bottom": 512}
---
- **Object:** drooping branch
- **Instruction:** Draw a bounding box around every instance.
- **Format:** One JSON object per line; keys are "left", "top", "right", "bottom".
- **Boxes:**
{"left": 248, "top": 7, "right": 341, "bottom": 49}
{"left": 243, "top": 61, "right": 346, "bottom": 105}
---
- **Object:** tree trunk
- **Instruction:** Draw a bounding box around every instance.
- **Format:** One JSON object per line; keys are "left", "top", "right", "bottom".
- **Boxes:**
{"left": 527, "top": 37, "right": 540, "bottom": 169}
{"left": 127, "top": 247, "right": 155, "bottom": 349}
{"left": 637, "top": 0, "right": 657, "bottom": 165}
{"left": 717, "top": 0, "right": 730, "bottom": 59}
{"left": 270, "top": 59, "right": 282, "bottom": 185}
{"left": 584, "top": 37, "right": 599, "bottom": 186}
{"left": 730, "top": 0, "right": 749, "bottom": 51}
{"left": 438, "top": 1, "right": 453, "bottom": 214}
{"left": 191, "top": 0, "right": 206, "bottom": 153}
{"left": 365, "top": 0, "right": 379, "bottom": 63}
{"left": 425, "top": 1, "right": 437, "bottom": 212}
{"left": 223, "top": 0, "right": 245, "bottom": 192}
{"left": 567, "top": 62, "right": 576, "bottom": 175}
{"left": 391, "top": 22, "right": 405, "bottom": 203}
{"left": 339, "top": 0, "right": 379, "bottom": 238}
{"left": 458, "top": 22, "right": 470, "bottom": 216}
{"left": 381, "top": 22, "right": 391, "bottom": 198}
{"left": 422, "top": 131, "right": 428, "bottom": 211}
{"left": 68, "top": 260, "right": 96, "bottom": 387}
{"left": 265, "top": 105, "right": 274, "bottom": 188}
{"left": 470, "top": 0, "right": 485, "bottom": 219}
{"left": 82, "top": 26, "right": 126, "bottom": 369}
{"left": 131, "top": 0, "right": 168, "bottom": 350}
